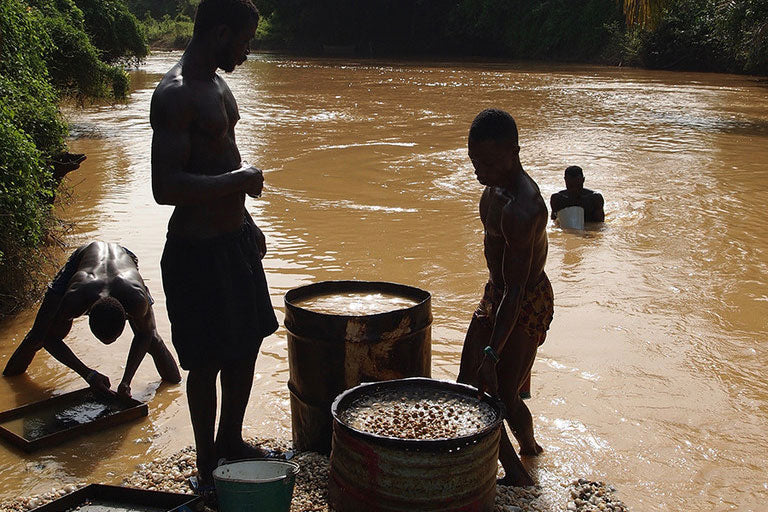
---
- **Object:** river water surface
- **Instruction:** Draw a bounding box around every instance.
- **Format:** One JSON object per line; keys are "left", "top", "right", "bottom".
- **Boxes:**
{"left": 1, "top": 53, "right": 767, "bottom": 510}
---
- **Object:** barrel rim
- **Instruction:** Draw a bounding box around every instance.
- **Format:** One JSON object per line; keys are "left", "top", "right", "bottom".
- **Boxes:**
{"left": 331, "top": 377, "right": 505, "bottom": 451}
{"left": 284, "top": 280, "right": 431, "bottom": 319}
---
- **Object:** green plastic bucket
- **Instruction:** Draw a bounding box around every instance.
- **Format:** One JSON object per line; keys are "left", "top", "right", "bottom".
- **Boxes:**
{"left": 212, "top": 459, "right": 300, "bottom": 512}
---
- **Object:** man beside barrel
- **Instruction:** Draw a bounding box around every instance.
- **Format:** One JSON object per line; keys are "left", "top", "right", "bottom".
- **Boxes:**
{"left": 150, "top": 0, "right": 278, "bottom": 498}
{"left": 458, "top": 109, "right": 554, "bottom": 486}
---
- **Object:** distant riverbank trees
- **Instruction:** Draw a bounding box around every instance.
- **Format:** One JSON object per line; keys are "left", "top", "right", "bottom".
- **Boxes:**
{"left": 130, "top": 0, "right": 766, "bottom": 74}
{"left": 251, "top": 0, "right": 767, "bottom": 73}
{"left": 0, "top": 0, "right": 145, "bottom": 317}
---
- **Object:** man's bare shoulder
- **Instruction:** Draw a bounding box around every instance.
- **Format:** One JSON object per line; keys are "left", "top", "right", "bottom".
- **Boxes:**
{"left": 500, "top": 182, "right": 547, "bottom": 237}
{"left": 150, "top": 66, "right": 194, "bottom": 129}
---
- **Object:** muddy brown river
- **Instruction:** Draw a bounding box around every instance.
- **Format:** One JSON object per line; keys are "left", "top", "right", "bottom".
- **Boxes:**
{"left": 1, "top": 52, "right": 767, "bottom": 510}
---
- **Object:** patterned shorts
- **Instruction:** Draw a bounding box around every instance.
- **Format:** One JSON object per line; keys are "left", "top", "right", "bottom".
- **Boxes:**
{"left": 475, "top": 273, "right": 554, "bottom": 346}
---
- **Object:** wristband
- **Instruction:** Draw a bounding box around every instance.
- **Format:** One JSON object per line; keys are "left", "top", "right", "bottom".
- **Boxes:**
{"left": 483, "top": 345, "right": 500, "bottom": 364}
{"left": 85, "top": 370, "right": 97, "bottom": 384}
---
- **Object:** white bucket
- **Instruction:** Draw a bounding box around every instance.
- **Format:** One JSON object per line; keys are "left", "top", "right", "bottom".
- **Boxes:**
{"left": 556, "top": 206, "right": 585, "bottom": 230}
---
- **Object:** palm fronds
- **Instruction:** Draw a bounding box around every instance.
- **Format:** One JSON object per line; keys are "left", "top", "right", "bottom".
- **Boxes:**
{"left": 621, "top": 0, "right": 667, "bottom": 28}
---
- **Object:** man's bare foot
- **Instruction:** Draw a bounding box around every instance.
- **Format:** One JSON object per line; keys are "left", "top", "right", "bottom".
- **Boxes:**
{"left": 497, "top": 469, "right": 535, "bottom": 487}
{"left": 519, "top": 442, "right": 543, "bottom": 456}
{"left": 215, "top": 440, "right": 274, "bottom": 461}
{"left": 188, "top": 474, "right": 217, "bottom": 507}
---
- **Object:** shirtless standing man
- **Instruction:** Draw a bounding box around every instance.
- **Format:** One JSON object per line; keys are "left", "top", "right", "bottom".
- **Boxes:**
{"left": 458, "top": 109, "right": 554, "bottom": 487}
{"left": 3, "top": 242, "right": 181, "bottom": 396}
{"left": 150, "top": 0, "right": 278, "bottom": 493}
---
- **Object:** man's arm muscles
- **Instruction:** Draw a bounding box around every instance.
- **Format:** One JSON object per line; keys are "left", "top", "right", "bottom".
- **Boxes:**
{"left": 43, "top": 332, "right": 112, "bottom": 393}
{"left": 593, "top": 193, "right": 605, "bottom": 222}
{"left": 488, "top": 216, "right": 535, "bottom": 357}
{"left": 119, "top": 313, "right": 154, "bottom": 395}
{"left": 150, "top": 90, "right": 252, "bottom": 206}
{"left": 43, "top": 334, "right": 92, "bottom": 380}
{"left": 3, "top": 292, "right": 65, "bottom": 375}
{"left": 550, "top": 195, "right": 559, "bottom": 220}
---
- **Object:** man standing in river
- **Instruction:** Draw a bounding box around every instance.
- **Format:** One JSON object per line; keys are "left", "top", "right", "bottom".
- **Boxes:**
{"left": 150, "top": 0, "right": 278, "bottom": 496}
{"left": 550, "top": 165, "right": 605, "bottom": 223}
{"left": 458, "top": 109, "right": 554, "bottom": 487}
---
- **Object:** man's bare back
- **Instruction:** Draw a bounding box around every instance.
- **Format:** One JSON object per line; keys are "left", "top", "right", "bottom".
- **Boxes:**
{"left": 66, "top": 242, "right": 151, "bottom": 315}
{"left": 3, "top": 241, "right": 180, "bottom": 396}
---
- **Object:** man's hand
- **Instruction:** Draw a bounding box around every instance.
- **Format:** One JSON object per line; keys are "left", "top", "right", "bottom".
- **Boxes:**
{"left": 242, "top": 165, "right": 264, "bottom": 198}
{"left": 86, "top": 370, "right": 112, "bottom": 395}
{"left": 476, "top": 356, "right": 499, "bottom": 397}
{"left": 252, "top": 224, "right": 267, "bottom": 258}
{"left": 117, "top": 381, "right": 132, "bottom": 398}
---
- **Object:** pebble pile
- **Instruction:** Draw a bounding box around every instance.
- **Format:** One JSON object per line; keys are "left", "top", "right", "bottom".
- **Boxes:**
{"left": 564, "top": 479, "right": 629, "bottom": 512}
{"left": 0, "top": 483, "right": 87, "bottom": 511}
{"left": 0, "top": 440, "right": 629, "bottom": 512}
{"left": 341, "top": 390, "right": 496, "bottom": 439}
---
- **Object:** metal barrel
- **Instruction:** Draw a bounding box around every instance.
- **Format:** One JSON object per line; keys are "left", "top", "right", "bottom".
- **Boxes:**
{"left": 284, "top": 281, "right": 432, "bottom": 455}
{"left": 328, "top": 378, "right": 504, "bottom": 512}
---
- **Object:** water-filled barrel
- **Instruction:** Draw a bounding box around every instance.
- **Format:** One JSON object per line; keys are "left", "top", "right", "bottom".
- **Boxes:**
{"left": 328, "top": 378, "right": 504, "bottom": 512}
{"left": 284, "top": 281, "right": 432, "bottom": 454}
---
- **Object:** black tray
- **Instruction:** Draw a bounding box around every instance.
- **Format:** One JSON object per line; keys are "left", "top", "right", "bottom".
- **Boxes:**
{"left": 0, "top": 388, "right": 148, "bottom": 452}
{"left": 30, "top": 484, "right": 200, "bottom": 512}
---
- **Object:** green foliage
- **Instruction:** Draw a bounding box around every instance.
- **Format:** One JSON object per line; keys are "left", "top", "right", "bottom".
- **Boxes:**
{"left": 0, "top": 103, "right": 52, "bottom": 255}
{"left": 0, "top": 0, "right": 62, "bottom": 315}
{"left": 0, "top": 0, "right": 145, "bottom": 316}
{"left": 628, "top": 0, "right": 768, "bottom": 73}
{"left": 141, "top": 13, "right": 195, "bottom": 49}
{"left": 246, "top": 0, "right": 765, "bottom": 74}
{"left": 126, "top": 0, "right": 197, "bottom": 20}
{"left": 28, "top": 0, "right": 135, "bottom": 98}
{"left": 247, "top": 0, "right": 622, "bottom": 60}
{"left": 75, "top": 0, "right": 149, "bottom": 64}
{"left": 621, "top": 0, "right": 667, "bottom": 28}
{"left": 0, "top": 0, "right": 67, "bottom": 158}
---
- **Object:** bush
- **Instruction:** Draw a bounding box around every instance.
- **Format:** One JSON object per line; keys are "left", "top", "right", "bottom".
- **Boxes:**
{"left": 29, "top": 0, "right": 133, "bottom": 98}
{"left": 0, "top": 0, "right": 62, "bottom": 315}
{"left": 0, "top": 0, "right": 143, "bottom": 317}
{"left": 142, "top": 13, "right": 195, "bottom": 49}
{"left": 76, "top": 0, "right": 149, "bottom": 64}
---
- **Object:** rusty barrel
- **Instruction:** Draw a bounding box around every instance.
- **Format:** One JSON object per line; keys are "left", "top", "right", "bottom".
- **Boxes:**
{"left": 284, "top": 281, "right": 432, "bottom": 455}
{"left": 329, "top": 378, "right": 504, "bottom": 512}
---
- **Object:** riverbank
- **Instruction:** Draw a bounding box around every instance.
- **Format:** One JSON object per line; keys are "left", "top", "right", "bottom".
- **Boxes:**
{"left": 0, "top": 438, "right": 630, "bottom": 512}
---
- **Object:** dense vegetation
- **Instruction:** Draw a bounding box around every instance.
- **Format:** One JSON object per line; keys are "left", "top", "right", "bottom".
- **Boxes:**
{"left": 0, "top": 0, "right": 145, "bottom": 317}
{"left": 133, "top": 0, "right": 766, "bottom": 74}
{"left": 248, "top": 0, "right": 767, "bottom": 73}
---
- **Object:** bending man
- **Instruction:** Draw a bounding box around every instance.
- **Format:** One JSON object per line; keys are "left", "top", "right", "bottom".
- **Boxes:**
{"left": 3, "top": 241, "right": 181, "bottom": 397}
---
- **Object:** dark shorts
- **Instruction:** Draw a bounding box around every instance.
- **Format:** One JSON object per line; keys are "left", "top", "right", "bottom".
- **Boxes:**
{"left": 161, "top": 223, "right": 278, "bottom": 371}
{"left": 47, "top": 245, "right": 152, "bottom": 303}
